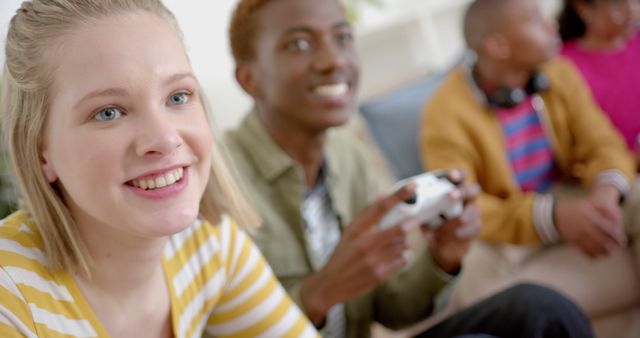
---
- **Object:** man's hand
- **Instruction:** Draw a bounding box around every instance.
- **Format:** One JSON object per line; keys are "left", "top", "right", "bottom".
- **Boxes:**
{"left": 555, "top": 185, "right": 627, "bottom": 259}
{"left": 424, "top": 169, "right": 482, "bottom": 274}
{"left": 299, "top": 184, "right": 419, "bottom": 325}
{"left": 589, "top": 184, "right": 623, "bottom": 227}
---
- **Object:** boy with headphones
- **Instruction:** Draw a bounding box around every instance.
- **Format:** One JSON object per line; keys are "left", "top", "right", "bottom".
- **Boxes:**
{"left": 421, "top": 0, "right": 640, "bottom": 328}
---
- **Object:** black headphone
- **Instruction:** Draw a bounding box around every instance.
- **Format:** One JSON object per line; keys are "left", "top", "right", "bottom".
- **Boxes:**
{"left": 476, "top": 71, "right": 550, "bottom": 109}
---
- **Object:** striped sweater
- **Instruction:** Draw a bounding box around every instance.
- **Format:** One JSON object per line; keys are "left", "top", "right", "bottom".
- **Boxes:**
{"left": 0, "top": 210, "right": 318, "bottom": 338}
{"left": 496, "top": 97, "right": 557, "bottom": 193}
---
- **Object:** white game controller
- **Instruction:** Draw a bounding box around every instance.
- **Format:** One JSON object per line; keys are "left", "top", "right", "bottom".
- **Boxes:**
{"left": 378, "top": 171, "right": 464, "bottom": 230}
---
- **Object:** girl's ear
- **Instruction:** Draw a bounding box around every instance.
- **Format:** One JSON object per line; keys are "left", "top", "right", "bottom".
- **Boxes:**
{"left": 40, "top": 150, "right": 58, "bottom": 183}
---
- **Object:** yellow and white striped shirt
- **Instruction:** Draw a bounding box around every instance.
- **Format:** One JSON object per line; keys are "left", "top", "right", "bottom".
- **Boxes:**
{"left": 0, "top": 211, "right": 318, "bottom": 338}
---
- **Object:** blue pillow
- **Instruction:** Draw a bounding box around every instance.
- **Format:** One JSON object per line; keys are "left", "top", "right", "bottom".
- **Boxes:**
{"left": 359, "top": 73, "right": 447, "bottom": 180}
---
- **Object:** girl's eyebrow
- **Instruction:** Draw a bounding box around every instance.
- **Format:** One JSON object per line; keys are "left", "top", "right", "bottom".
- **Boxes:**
{"left": 162, "top": 72, "right": 197, "bottom": 86}
{"left": 74, "top": 87, "right": 127, "bottom": 110}
{"left": 74, "top": 72, "right": 197, "bottom": 110}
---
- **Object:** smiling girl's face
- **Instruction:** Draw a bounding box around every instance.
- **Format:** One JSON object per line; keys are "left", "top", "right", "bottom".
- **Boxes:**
{"left": 40, "top": 11, "right": 213, "bottom": 239}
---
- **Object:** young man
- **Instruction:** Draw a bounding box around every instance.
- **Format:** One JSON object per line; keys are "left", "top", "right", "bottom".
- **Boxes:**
{"left": 225, "top": 0, "right": 594, "bottom": 337}
{"left": 422, "top": 0, "right": 640, "bottom": 327}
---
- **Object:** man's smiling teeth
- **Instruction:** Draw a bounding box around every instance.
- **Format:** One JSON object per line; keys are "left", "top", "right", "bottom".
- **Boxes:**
{"left": 131, "top": 167, "right": 184, "bottom": 190}
{"left": 313, "top": 83, "right": 348, "bottom": 97}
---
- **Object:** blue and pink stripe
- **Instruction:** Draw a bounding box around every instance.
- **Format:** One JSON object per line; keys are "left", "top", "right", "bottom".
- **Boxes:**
{"left": 497, "top": 98, "right": 557, "bottom": 192}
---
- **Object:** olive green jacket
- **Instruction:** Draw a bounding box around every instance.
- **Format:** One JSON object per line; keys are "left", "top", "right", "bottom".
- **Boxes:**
{"left": 224, "top": 112, "right": 451, "bottom": 338}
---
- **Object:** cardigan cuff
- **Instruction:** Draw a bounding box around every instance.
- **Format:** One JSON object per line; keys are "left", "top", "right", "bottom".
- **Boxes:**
{"left": 533, "top": 194, "right": 560, "bottom": 244}
{"left": 595, "top": 169, "right": 630, "bottom": 205}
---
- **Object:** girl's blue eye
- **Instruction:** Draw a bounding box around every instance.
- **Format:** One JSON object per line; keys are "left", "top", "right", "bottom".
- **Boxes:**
{"left": 94, "top": 107, "right": 122, "bottom": 121}
{"left": 169, "top": 92, "right": 189, "bottom": 105}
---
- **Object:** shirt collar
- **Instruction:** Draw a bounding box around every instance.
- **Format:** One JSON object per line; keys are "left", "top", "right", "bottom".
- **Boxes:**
{"left": 235, "top": 110, "right": 297, "bottom": 182}
{"left": 304, "top": 162, "right": 330, "bottom": 197}
{"left": 235, "top": 110, "right": 341, "bottom": 187}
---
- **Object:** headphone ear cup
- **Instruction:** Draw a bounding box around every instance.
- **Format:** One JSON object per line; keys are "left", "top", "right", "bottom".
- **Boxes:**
{"left": 488, "top": 73, "right": 549, "bottom": 108}
{"left": 474, "top": 66, "right": 549, "bottom": 109}
{"left": 526, "top": 72, "right": 550, "bottom": 95}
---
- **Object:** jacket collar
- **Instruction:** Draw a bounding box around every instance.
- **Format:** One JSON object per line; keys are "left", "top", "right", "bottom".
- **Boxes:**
{"left": 235, "top": 110, "right": 341, "bottom": 187}
{"left": 236, "top": 111, "right": 297, "bottom": 182}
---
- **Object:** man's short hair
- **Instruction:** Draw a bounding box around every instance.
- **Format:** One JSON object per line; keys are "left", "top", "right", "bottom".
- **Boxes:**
{"left": 229, "top": 0, "right": 273, "bottom": 63}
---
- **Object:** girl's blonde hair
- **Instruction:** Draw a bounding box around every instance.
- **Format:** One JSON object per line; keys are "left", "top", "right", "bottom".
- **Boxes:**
{"left": 2, "top": 0, "right": 259, "bottom": 277}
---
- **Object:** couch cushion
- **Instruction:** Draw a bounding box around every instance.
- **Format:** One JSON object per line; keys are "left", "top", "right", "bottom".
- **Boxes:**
{"left": 359, "top": 73, "right": 447, "bottom": 180}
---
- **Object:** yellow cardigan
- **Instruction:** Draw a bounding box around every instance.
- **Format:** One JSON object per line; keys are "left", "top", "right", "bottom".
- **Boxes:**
{"left": 421, "top": 58, "right": 635, "bottom": 245}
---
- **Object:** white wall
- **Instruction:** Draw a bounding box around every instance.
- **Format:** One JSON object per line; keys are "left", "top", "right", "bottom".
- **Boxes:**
{"left": 355, "top": 0, "right": 561, "bottom": 98}
{"left": 0, "top": 0, "right": 560, "bottom": 130}
{"left": 355, "top": 0, "right": 474, "bottom": 98}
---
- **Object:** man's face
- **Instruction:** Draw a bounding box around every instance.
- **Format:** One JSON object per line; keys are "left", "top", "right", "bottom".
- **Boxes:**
{"left": 246, "top": 0, "right": 360, "bottom": 133}
{"left": 500, "top": 0, "right": 561, "bottom": 68}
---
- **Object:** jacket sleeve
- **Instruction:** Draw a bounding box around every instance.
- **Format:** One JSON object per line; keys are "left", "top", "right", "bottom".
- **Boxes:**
{"left": 553, "top": 60, "right": 635, "bottom": 191}
{"left": 420, "top": 86, "right": 547, "bottom": 245}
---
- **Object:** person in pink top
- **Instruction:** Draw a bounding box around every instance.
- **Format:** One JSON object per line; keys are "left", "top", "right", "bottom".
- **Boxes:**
{"left": 559, "top": 0, "right": 640, "bottom": 168}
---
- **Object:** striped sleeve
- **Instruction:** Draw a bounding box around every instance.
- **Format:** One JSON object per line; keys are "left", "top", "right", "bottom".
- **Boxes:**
{"left": 205, "top": 220, "right": 318, "bottom": 338}
{"left": 0, "top": 267, "right": 37, "bottom": 338}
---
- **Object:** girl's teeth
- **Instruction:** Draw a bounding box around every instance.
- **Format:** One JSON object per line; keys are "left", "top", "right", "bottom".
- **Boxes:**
{"left": 133, "top": 168, "right": 184, "bottom": 190}
{"left": 155, "top": 176, "right": 167, "bottom": 188}
{"left": 166, "top": 173, "right": 176, "bottom": 185}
